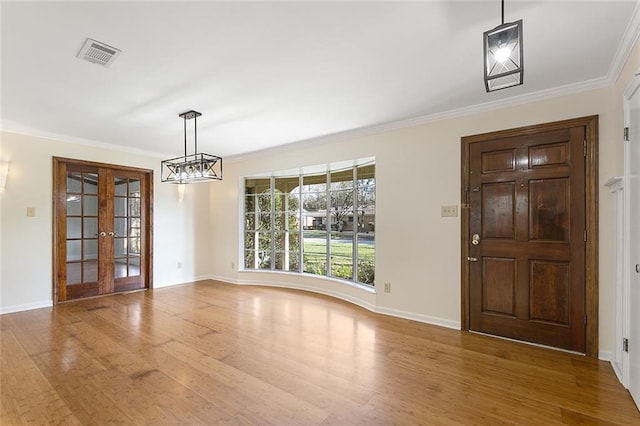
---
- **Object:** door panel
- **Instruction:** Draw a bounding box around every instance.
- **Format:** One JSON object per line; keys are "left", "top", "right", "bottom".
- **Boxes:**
{"left": 64, "top": 168, "right": 100, "bottom": 299}
{"left": 111, "top": 171, "right": 145, "bottom": 293}
{"left": 529, "top": 260, "right": 569, "bottom": 325}
{"left": 482, "top": 257, "right": 516, "bottom": 316}
{"left": 482, "top": 182, "right": 515, "bottom": 238}
{"left": 54, "top": 159, "right": 152, "bottom": 303}
{"left": 463, "top": 120, "right": 594, "bottom": 354}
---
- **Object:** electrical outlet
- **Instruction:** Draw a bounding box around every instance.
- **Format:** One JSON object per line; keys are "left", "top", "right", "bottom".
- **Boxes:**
{"left": 231, "top": 261, "right": 235, "bottom": 270}
{"left": 384, "top": 282, "right": 391, "bottom": 293}
{"left": 177, "top": 261, "right": 183, "bottom": 269}
{"left": 441, "top": 205, "right": 458, "bottom": 217}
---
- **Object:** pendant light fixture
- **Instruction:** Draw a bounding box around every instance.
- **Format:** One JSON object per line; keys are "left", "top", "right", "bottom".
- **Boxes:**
{"left": 483, "top": 0, "right": 523, "bottom": 92}
{"left": 161, "top": 110, "right": 222, "bottom": 184}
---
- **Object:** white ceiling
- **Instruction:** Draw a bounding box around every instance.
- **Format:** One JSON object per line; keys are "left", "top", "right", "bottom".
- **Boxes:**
{"left": 1, "top": 1, "right": 639, "bottom": 159}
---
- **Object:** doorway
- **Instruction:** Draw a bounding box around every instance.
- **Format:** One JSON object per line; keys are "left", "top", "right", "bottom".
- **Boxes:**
{"left": 53, "top": 157, "right": 153, "bottom": 303}
{"left": 461, "top": 116, "right": 598, "bottom": 357}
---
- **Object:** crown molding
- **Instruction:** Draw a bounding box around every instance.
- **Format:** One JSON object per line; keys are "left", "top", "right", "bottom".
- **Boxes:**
{"left": 0, "top": 121, "right": 173, "bottom": 159}
{"left": 227, "top": 75, "right": 613, "bottom": 164}
{"left": 607, "top": 0, "right": 640, "bottom": 83}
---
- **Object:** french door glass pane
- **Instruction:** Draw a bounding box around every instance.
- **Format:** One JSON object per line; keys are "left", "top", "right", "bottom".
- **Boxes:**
{"left": 66, "top": 197, "right": 81, "bottom": 215}
{"left": 84, "top": 174, "right": 98, "bottom": 194}
{"left": 129, "top": 198, "right": 140, "bottom": 216}
{"left": 66, "top": 263, "right": 81, "bottom": 285}
{"left": 83, "top": 239, "right": 98, "bottom": 260}
{"left": 67, "top": 218, "right": 81, "bottom": 239}
{"left": 115, "top": 198, "right": 127, "bottom": 216}
{"left": 67, "top": 240, "right": 81, "bottom": 261}
{"left": 114, "top": 261, "right": 127, "bottom": 278}
{"left": 129, "top": 179, "right": 141, "bottom": 196}
{"left": 83, "top": 217, "right": 98, "bottom": 238}
{"left": 83, "top": 260, "right": 98, "bottom": 282}
{"left": 129, "top": 237, "right": 140, "bottom": 255}
{"left": 114, "top": 178, "right": 127, "bottom": 195}
{"left": 115, "top": 218, "right": 127, "bottom": 237}
{"left": 84, "top": 195, "right": 98, "bottom": 215}
{"left": 67, "top": 173, "right": 82, "bottom": 193}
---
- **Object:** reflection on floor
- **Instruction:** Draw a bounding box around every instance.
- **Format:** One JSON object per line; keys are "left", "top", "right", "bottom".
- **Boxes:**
{"left": 1, "top": 280, "right": 638, "bottom": 424}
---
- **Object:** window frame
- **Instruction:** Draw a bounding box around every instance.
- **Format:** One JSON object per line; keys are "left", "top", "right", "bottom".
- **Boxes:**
{"left": 242, "top": 159, "right": 375, "bottom": 287}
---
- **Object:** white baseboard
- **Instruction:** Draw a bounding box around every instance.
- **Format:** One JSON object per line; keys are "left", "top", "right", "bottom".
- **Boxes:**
{"left": 375, "top": 306, "right": 461, "bottom": 330}
{"left": 599, "top": 350, "right": 613, "bottom": 362}
{"left": 0, "top": 300, "right": 53, "bottom": 315}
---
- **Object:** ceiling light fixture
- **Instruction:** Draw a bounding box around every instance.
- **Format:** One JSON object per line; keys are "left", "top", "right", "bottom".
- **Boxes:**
{"left": 161, "top": 110, "right": 222, "bottom": 184}
{"left": 483, "top": 0, "right": 523, "bottom": 92}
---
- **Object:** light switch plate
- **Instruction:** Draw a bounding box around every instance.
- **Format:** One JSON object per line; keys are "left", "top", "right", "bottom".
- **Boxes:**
{"left": 26, "top": 207, "right": 36, "bottom": 217}
{"left": 441, "top": 205, "right": 458, "bottom": 217}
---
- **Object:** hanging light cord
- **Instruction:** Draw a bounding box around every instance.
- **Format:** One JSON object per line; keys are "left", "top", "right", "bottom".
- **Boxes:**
{"left": 501, "top": 0, "right": 505, "bottom": 25}
{"left": 183, "top": 114, "right": 187, "bottom": 157}
{"left": 194, "top": 114, "right": 198, "bottom": 155}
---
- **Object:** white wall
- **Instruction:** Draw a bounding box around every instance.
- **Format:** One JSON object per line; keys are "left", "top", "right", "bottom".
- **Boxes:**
{"left": 0, "top": 131, "right": 210, "bottom": 313}
{"left": 208, "top": 84, "right": 621, "bottom": 354}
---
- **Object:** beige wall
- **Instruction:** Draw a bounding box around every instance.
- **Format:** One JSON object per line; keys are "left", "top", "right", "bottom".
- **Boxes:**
{"left": 208, "top": 37, "right": 640, "bottom": 356}
{"left": 0, "top": 132, "right": 211, "bottom": 312}
{"left": 2, "top": 37, "right": 638, "bottom": 358}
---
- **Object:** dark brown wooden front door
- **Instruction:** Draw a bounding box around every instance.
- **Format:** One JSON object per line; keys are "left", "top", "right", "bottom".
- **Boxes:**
{"left": 53, "top": 158, "right": 153, "bottom": 302}
{"left": 461, "top": 116, "right": 598, "bottom": 355}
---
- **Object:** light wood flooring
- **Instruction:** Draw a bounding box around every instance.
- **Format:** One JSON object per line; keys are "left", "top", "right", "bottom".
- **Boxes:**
{"left": 1, "top": 280, "right": 639, "bottom": 425}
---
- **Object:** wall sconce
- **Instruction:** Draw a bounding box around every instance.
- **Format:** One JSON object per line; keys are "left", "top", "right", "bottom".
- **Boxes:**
{"left": 483, "top": 0, "right": 523, "bottom": 92}
{"left": 0, "top": 161, "right": 9, "bottom": 189}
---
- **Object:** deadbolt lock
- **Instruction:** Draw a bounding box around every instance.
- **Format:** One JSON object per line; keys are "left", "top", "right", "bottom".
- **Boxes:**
{"left": 471, "top": 233, "right": 480, "bottom": 246}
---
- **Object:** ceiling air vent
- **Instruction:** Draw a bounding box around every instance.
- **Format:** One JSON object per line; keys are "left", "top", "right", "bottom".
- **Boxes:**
{"left": 76, "top": 38, "right": 121, "bottom": 68}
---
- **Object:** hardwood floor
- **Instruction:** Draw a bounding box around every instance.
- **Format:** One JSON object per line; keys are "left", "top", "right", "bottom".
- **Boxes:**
{"left": 1, "top": 280, "right": 638, "bottom": 425}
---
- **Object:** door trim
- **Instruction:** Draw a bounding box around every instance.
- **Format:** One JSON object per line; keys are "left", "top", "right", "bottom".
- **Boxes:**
{"left": 52, "top": 157, "right": 154, "bottom": 304}
{"left": 460, "top": 116, "right": 599, "bottom": 358}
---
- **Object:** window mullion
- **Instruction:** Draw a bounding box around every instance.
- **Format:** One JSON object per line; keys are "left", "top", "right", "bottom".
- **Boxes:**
{"left": 299, "top": 175, "right": 303, "bottom": 273}
{"left": 284, "top": 188, "right": 289, "bottom": 270}
{"left": 352, "top": 166, "right": 358, "bottom": 283}
{"left": 326, "top": 171, "right": 331, "bottom": 277}
{"left": 253, "top": 191, "right": 259, "bottom": 269}
{"left": 270, "top": 176, "right": 275, "bottom": 270}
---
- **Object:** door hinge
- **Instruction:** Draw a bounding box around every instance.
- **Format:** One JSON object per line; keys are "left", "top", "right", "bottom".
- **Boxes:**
{"left": 623, "top": 338, "right": 629, "bottom": 352}
{"left": 584, "top": 230, "right": 587, "bottom": 242}
{"left": 624, "top": 127, "right": 629, "bottom": 142}
{"left": 583, "top": 139, "right": 587, "bottom": 156}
